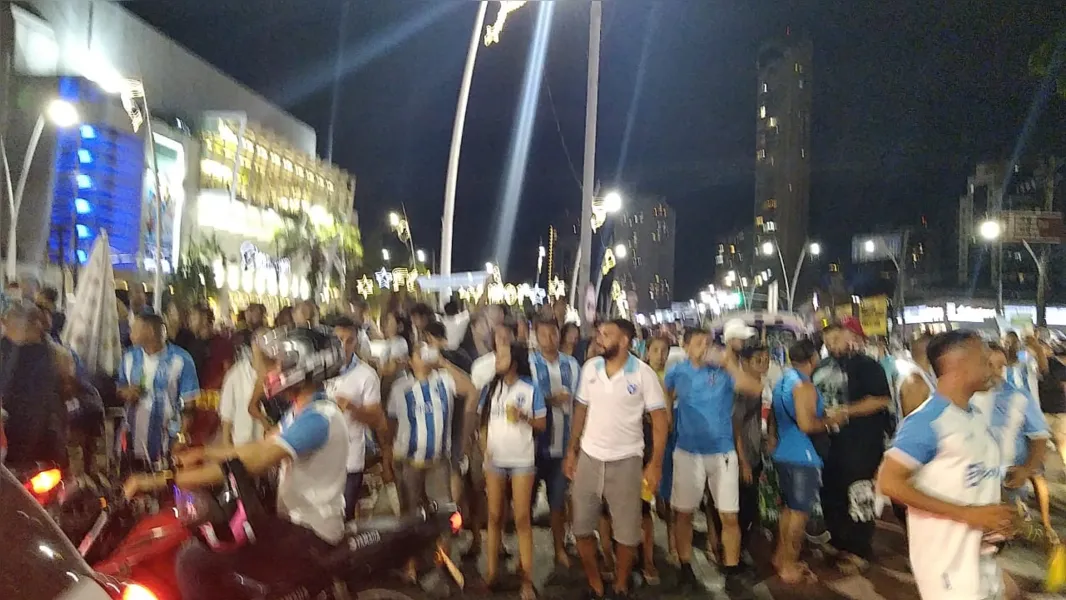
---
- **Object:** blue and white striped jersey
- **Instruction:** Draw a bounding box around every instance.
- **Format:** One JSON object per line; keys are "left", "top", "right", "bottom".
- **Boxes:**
{"left": 887, "top": 393, "right": 1003, "bottom": 600}
{"left": 388, "top": 371, "right": 457, "bottom": 463}
{"left": 971, "top": 380, "right": 1049, "bottom": 467}
{"left": 1004, "top": 353, "right": 1039, "bottom": 400}
{"left": 118, "top": 343, "right": 199, "bottom": 461}
{"left": 530, "top": 351, "right": 580, "bottom": 458}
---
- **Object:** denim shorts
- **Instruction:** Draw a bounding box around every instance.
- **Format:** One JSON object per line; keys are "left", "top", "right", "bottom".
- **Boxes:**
{"left": 775, "top": 462, "right": 821, "bottom": 513}
{"left": 486, "top": 463, "right": 536, "bottom": 478}
{"left": 535, "top": 457, "right": 569, "bottom": 511}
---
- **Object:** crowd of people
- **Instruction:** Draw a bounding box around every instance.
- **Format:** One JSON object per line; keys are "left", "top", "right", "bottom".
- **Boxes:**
{"left": 2, "top": 283, "right": 1064, "bottom": 600}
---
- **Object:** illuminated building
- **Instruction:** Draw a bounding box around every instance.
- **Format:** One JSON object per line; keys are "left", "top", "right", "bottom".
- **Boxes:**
{"left": 0, "top": 1, "right": 319, "bottom": 293}
{"left": 754, "top": 33, "right": 812, "bottom": 297}
{"left": 614, "top": 196, "right": 675, "bottom": 311}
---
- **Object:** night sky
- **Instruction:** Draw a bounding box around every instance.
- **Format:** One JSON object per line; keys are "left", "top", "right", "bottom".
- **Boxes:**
{"left": 127, "top": 0, "right": 1066, "bottom": 300}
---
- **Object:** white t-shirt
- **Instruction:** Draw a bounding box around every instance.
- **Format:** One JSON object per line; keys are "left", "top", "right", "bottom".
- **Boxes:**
{"left": 886, "top": 393, "right": 1003, "bottom": 600}
{"left": 274, "top": 398, "right": 349, "bottom": 543}
{"left": 442, "top": 311, "right": 471, "bottom": 350}
{"left": 326, "top": 358, "right": 382, "bottom": 472}
{"left": 219, "top": 359, "right": 264, "bottom": 446}
{"left": 478, "top": 377, "right": 547, "bottom": 468}
{"left": 575, "top": 355, "right": 666, "bottom": 461}
{"left": 471, "top": 352, "right": 497, "bottom": 391}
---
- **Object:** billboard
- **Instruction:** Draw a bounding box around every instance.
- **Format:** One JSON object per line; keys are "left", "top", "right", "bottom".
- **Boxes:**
{"left": 1000, "top": 211, "right": 1064, "bottom": 245}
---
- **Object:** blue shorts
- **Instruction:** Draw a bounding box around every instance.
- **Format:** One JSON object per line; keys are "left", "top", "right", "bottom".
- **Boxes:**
{"left": 487, "top": 463, "right": 536, "bottom": 478}
{"left": 535, "top": 456, "right": 569, "bottom": 511}
{"left": 775, "top": 462, "right": 821, "bottom": 513}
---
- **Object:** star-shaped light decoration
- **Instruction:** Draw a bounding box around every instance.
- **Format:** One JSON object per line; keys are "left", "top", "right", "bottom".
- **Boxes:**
{"left": 374, "top": 268, "right": 393, "bottom": 290}
{"left": 356, "top": 275, "right": 374, "bottom": 298}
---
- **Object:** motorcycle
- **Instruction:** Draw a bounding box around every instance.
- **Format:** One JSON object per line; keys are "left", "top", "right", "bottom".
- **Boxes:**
{"left": 82, "top": 460, "right": 463, "bottom": 600}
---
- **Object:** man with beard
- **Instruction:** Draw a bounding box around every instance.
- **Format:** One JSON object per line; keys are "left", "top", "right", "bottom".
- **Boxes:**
{"left": 564, "top": 319, "right": 669, "bottom": 600}
{"left": 812, "top": 321, "right": 891, "bottom": 573}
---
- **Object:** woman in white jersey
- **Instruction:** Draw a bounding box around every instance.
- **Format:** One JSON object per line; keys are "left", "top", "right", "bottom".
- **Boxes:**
{"left": 477, "top": 341, "right": 547, "bottom": 600}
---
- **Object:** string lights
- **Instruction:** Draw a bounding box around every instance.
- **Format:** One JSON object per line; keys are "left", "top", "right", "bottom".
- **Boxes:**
{"left": 484, "top": 1, "right": 528, "bottom": 46}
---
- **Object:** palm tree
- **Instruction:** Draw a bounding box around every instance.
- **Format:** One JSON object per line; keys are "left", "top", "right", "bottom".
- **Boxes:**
{"left": 273, "top": 209, "right": 362, "bottom": 299}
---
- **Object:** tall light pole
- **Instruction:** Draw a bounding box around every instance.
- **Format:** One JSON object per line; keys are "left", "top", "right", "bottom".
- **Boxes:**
{"left": 575, "top": 1, "right": 603, "bottom": 327}
{"left": 761, "top": 239, "right": 820, "bottom": 312}
{"left": 1, "top": 99, "right": 79, "bottom": 283}
{"left": 440, "top": 1, "right": 490, "bottom": 305}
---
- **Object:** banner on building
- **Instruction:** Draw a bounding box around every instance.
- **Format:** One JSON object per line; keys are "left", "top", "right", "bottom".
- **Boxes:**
{"left": 859, "top": 295, "right": 889, "bottom": 336}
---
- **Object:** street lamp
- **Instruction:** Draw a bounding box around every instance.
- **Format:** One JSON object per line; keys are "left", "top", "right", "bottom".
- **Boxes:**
{"left": 613, "top": 243, "right": 627, "bottom": 259}
{"left": 863, "top": 239, "right": 876, "bottom": 254}
{"left": 416, "top": 249, "right": 427, "bottom": 264}
{"left": 2, "top": 99, "right": 80, "bottom": 282}
{"left": 388, "top": 212, "right": 402, "bottom": 229}
{"left": 979, "top": 219, "right": 1002, "bottom": 241}
{"left": 603, "top": 191, "right": 623, "bottom": 213}
{"left": 760, "top": 239, "right": 822, "bottom": 312}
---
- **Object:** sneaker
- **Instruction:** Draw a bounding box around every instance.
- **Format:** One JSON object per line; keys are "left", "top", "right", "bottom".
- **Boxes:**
{"left": 677, "top": 562, "right": 700, "bottom": 591}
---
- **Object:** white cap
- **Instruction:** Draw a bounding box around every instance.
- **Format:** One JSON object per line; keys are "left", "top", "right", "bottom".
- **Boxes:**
{"left": 723, "top": 318, "right": 757, "bottom": 344}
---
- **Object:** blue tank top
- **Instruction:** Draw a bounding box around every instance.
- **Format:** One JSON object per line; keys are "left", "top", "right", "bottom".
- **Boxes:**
{"left": 771, "top": 367, "right": 824, "bottom": 468}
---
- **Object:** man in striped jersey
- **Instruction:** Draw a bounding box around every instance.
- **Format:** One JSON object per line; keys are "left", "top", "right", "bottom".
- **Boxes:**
{"left": 530, "top": 316, "right": 582, "bottom": 567}
{"left": 1002, "top": 331, "right": 1046, "bottom": 399}
{"left": 389, "top": 342, "right": 478, "bottom": 513}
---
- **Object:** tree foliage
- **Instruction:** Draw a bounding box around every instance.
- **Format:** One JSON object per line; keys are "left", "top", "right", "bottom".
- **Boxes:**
{"left": 273, "top": 209, "right": 362, "bottom": 296}
{"left": 1030, "top": 27, "right": 1066, "bottom": 100}
{"left": 171, "top": 234, "right": 223, "bottom": 306}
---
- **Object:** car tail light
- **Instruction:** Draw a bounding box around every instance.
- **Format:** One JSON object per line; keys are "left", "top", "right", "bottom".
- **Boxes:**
{"left": 449, "top": 511, "right": 463, "bottom": 535}
{"left": 122, "top": 583, "right": 159, "bottom": 600}
{"left": 27, "top": 468, "right": 62, "bottom": 495}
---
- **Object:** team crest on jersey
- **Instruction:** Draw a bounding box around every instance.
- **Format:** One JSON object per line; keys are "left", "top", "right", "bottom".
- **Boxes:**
{"left": 627, "top": 383, "right": 638, "bottom": 394}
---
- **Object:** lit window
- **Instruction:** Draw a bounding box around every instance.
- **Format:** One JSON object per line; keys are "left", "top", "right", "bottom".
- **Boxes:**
{"left": 795, "top": 63, "right": 803, "bottom": 73}
{"left": 759, "top": 106, "right": 766, "bottom": 119}
{"left": 729, "top": 245, "right": 736, "bottom": 254}
{"left": 801, "top": 148, "right": 806, "bottom": 158}
{"left": 799, "top": 79, "right": 805, "bottom": 89}
{"left": 716, "top": 255, "right": 724, "bottom": 265}
{"left": 755, "top": 216, "right": 764, "bottom": 226}
{"left": 765, "top": 198, "right": 777, "bottom": 210}
{"left": 768, "top": 117, "right": 777, "bottom": 128}
{"left": 77, "top": 149, "right": 93, "bottom": 164}
{"left": 761, "top": 83, "right": 768, "bottom": 93}
{"left": 79, "top": 125, "right": 96, "bottom": 139}
{"left": 76, "top": 175, "right": 92, "bottom": 189}
{"left": 76, "top": 224, "right": 90, "bottom": 239}
{"left": 765, "top": 221, "right": 777, "bottom": 232}
{"left": 718, "top": 244, "right": 725, "bottom": 253}
{"left": 757, "top": 149, "right": 766, "bottom": 160}
{"left": 74, "top": 198, "right": 91, "bottom": 214}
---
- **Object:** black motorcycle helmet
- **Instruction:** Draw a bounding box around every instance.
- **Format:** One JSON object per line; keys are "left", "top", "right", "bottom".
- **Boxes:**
{"left": 257, "top": 326, "right": 344, "bottom": 398}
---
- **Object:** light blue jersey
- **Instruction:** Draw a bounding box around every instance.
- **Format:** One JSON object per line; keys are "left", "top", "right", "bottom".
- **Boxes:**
{"left": 971, "top": 381, "right": 1049, "bottom": 467}
{"left": 388, "top": 371, "right": 457, "bottom": 463}
{"left": 887, "top": 393, "right": 1003, "bottom": 600}
{"left": 118, "top": 343, "right": 199, "bottom": 461}
{"left": 530, "top": 351, "right": 580, "bottom": 458}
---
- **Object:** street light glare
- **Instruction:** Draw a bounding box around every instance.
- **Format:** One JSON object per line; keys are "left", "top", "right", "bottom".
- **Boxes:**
{"left": 416, "top": 249, "right": 427, "bottom": 263}
{"left": 538, "top": 245, "right": 546, "bottom": 258}
{"left": 46, "top": 99, "right": 79, "bottom": 128}
{"left": 613, "top": 243, "right": 627, "bottom": 259}
{"left": 603, "top": 191, "right": 623, "bottom": 213}
{"left": 485, "top": 262, "right": 494, "bottom": 273}
{"left": 382, "top": 249, "right": 391, "bottom": 261}
{"left": 809, "top": 242, "right": 822, "bottom": 256}
{"left": 979, "top": 220, "right": 1002, "bottom": 241}
{"left": 863, "top": 239, "right": 876, "bottom": 253}
{"left": 760, "top": 241, "right": 775, "bottom": 256}
{"left": 388, "top": 212, "right": 401, "bottom": 228}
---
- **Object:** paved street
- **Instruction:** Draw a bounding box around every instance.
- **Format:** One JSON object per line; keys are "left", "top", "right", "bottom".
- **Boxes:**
{"left": 455, "top": 491, "right": 1064, "bottom": 600}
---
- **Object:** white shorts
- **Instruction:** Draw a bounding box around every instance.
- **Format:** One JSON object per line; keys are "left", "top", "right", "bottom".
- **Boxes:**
{"left": 671, "top": 448, "right": 739, "bottom": 513}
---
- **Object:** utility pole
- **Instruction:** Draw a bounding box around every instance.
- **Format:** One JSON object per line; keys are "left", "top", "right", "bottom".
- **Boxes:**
{"left": 575, "top": 1, "right": 602, "bottom": 328}
{"left": 1036, "top": 155, "right": 1058, "bottom": 327}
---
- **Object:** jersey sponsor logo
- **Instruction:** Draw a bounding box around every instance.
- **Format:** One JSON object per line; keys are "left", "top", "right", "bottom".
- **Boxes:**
{"left": 963, "top": 462, "right": 999, "bottom": 488}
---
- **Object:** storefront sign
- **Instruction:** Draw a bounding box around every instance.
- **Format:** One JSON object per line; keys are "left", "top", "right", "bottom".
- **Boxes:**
{"left": 902, "top": 305, "right": 946, "bottom": 324}
{"left": 946, "top": 303, "right": 997, "bottom": 323}
{"left": 859, "top": 295, "right": 889, "bottom": 336}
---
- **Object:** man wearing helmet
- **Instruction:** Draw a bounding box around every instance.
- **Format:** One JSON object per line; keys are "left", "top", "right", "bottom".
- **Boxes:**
{"left": 122, "top": 327, "right": 350, "bottom": 600}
